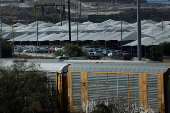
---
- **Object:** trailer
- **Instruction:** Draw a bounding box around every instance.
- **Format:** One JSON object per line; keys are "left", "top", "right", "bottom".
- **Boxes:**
{"left": 67, "top": 62, "right": 170, "bottom": 113}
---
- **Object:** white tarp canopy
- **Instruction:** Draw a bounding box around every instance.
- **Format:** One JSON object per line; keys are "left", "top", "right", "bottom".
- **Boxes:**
{"left": 0, "top": 19, "right": 169, "bottom": 46}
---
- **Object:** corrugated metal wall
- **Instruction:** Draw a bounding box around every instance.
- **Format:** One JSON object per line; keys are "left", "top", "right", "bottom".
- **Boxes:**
{"left": 147, "top": 75, "right": 159, "bottom": 113}
{"left": 129, "top": 75, "right": 139, "bottom": 106}
{"left": 88, "top": 73, "right": 97, "bottom": 102}
{"left": 108, "top": 74, "right": 117, "bottom": 104}
{"left": 98, "top": 74, "right": 107, "bottom": 102}
{"left": 118, "top": 74, "right": 128, "bottom": 109}
{"left": 70, "top": 72, "right": 161, "bottom": 113}
{"left": 72, "top": 73, "right": 81, "bottom": 109}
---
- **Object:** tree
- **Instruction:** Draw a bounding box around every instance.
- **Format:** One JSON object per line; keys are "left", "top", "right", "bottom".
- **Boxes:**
{"left": 0, "top": 62, "right": 49, "bottom": 113}
{"left": 149, "top": 42, "right": 170, "bottom": 61}
{"left": 1, "top": 38, "right": 12, "bottom": 58}
{"left": 53, "top": 43, "right": 89, "bottom": 57}
{"left": 149, "top": 45, "right": 162, "bottom": 62}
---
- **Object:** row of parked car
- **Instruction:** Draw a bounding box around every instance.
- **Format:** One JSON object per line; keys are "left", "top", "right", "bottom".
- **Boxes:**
{"left": 82, "top": 46, "right": 130, "bottom": 57}
{"left": 14, "top": 45, "right": 133, "bottom": 57}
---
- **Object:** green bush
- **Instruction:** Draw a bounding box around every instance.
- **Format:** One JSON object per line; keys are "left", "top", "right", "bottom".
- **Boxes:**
{"left": 53, "top": 43, "right": 89, "bottom": 57}
{"left": 149, "top": 45, "right": 163, "bottom": 62}
{"left": 1, "top": 38, "right": 12, "bottom": 58}
{"left": 148, "top": 42, "right": 170, "bottom": 61}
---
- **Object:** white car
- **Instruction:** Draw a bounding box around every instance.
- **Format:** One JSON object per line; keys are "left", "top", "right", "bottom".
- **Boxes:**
{"left": 55, "top": 46, "right": 63, "bottom": 51}
{"left": 108, "top": 51, "right": 117, "bottom": 56}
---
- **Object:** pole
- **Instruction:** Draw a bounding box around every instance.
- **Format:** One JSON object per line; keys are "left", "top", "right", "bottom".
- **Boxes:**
{"left": 97, "top": 3, "right": 98, "bottom": 15}
{"left": 137, "top": 0, "right": 142, "bottom": 60}
{"left": 12, "top": 6, "right": 14, "bottom": 49}
{"left": 60, "top": 0, "right": 62, "bottom": 26}
{"left": 36, "top": 4, "right": 38, "bottom": 47}
{"left": 0, "top": 8, "right": 2, "bottom": 58}
{"left": 74, "top": 6, "right": 76, "bottom": 23}
{"left": 77, "top": 0, "right": 78, "bottom": 45}
{"left": 79, "top": 0, "right": 81, "bottom": 18}
{"left": 121, "top": 11, "right": 122, "bottom": 55}
{"left": 55, "top": 5, "right": 57, "bottom": 19}
{"left": 68, "top": 0, "right": 71, "bottom": 43}
{"left": 162, "top": 8, "right": 163, "bottom": 31}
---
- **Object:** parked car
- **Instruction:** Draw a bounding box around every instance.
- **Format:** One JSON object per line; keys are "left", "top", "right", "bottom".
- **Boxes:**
{"left": 95, "top": 50, "right": 103, "bottom": 56}
{"left": 102, "top": 50, "right": 111, "bottom": 56}
{"left": 55, "top": 56, "right": 69, "bottom": 60}
{"left": 88, "top": 50, "right": 96, "bottom": 56}
{"left": 50, "top": 46, "right": 55, "bottom": 52}
{"left": 43, "top": 47, "right": 51, "bottom": 53}
{"left": 82, "top": 46, "right": 90, "bottom": 51}
{"left": 114, "top": 50, "right": 121, "bottom": 55}
{"left": 108, "top": 51, "right": 117, "bottom": 57}
{"left": 122, "top": 51, "right": 130, "bottom": 56}
{"left": 55, "top": 46, "right": 63, "bottom": 51}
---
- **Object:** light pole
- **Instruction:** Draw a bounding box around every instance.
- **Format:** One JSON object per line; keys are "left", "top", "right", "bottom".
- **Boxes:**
{"left": 36, "top": 3, "right": 38, "bottom": 47}
{"left": 79, "top": 0, "right": 81, "bottom": 18}
{"left": 77, "top": 0, "right": 78, "bottom": 45}
{"left": 60, "top": 0, "right": 62, "bottom": 26}
{"left": 68, "top": 0, "right": 71, "bottom": 43}
{"left": 137, "top": 0, "right": 142, "bottom": 60}
{"left": 162, "top": 8, "right": 163, "bottom": 31}
{"left": 121, "top": 11, "right": 122, "bottom": 55}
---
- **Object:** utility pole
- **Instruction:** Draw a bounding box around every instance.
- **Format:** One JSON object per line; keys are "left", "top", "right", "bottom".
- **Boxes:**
{"left": 36, "top": 4, "right": 38, "bottom": 47}
{"left": 137, "top": 0, "right": 142, "bottom": 60}
{"left": 60, "top": 0, "right": 62, "bottom": 26}
{"left": 77, "top": 0, "right": 78, "bottom": 45}
{"left": 96, "top": 3, "right": 98, "bottom": 15}
{"left": 79, "top": 0, "right": 81, "bottom": 18}
{"left": 162, "top": 8, "right": 163, "bottom": 31}
{"left": 121, "top": 11, "right": 122, "bottom": 55}
{"left": 0, "top": 8, "right": 2, "bottom": 58}
{"left": 68, "top": 0, "right": 71, "bottom": 43}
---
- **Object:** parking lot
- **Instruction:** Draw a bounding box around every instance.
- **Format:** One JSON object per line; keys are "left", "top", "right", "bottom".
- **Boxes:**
{"left": 13, "top": 45, "right": 134, "bottom": 60}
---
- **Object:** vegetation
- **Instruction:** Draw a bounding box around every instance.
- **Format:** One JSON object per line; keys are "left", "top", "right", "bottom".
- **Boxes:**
{"left": 0, "top": 62, "right": 49, "bottom": 113}
{"left": 1, "top": 38, "right": 12, "bottom": 58}
{"left": 149, "top": 42, "right": 170, "bottom": 61}
{"left": 90, "top": 102, "right": 154, "bottom": 113}
{"left": 53, "top": 43, "right": 89, "bottom": 57}
{"left": 91, "top": 102, "right": 116, "bottom": 113}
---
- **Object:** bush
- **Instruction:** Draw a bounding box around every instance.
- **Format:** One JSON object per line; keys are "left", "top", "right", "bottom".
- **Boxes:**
{"left": 1, "top": 38, "right": 12, "bottom": 58}
{"left": 0, "top": 62, "right": 49, "bottom": 113}
{"left": 53, "top": 43, "right": 89, "bottom": 57}
{"left": 148, "top": 42, "right": 170, "bottom": 61}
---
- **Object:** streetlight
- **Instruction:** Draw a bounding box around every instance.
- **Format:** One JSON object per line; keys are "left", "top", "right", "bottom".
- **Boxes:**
{"left": 77, "top": 0, "right": 78, "bottom": 45}
{"left": 137, "top": 0, "right": 142, "bottom": 60}
{"left": 60, "top": 0, "right": 62, "bottom": 26}
{"left": 120, "top": 11, "right": 123, "bottom": 55}
{"left": 68, "top": 0, "right": 71, "bottom": 43}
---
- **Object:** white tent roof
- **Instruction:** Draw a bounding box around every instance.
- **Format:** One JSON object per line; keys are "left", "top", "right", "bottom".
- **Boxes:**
{"left": 0, "top": 20, "right": 168, "bottom": 45}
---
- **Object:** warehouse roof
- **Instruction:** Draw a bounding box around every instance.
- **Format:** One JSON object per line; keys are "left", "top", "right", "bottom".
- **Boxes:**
{"left": 68, "top": 62, "right": 170, "bottom": 74}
